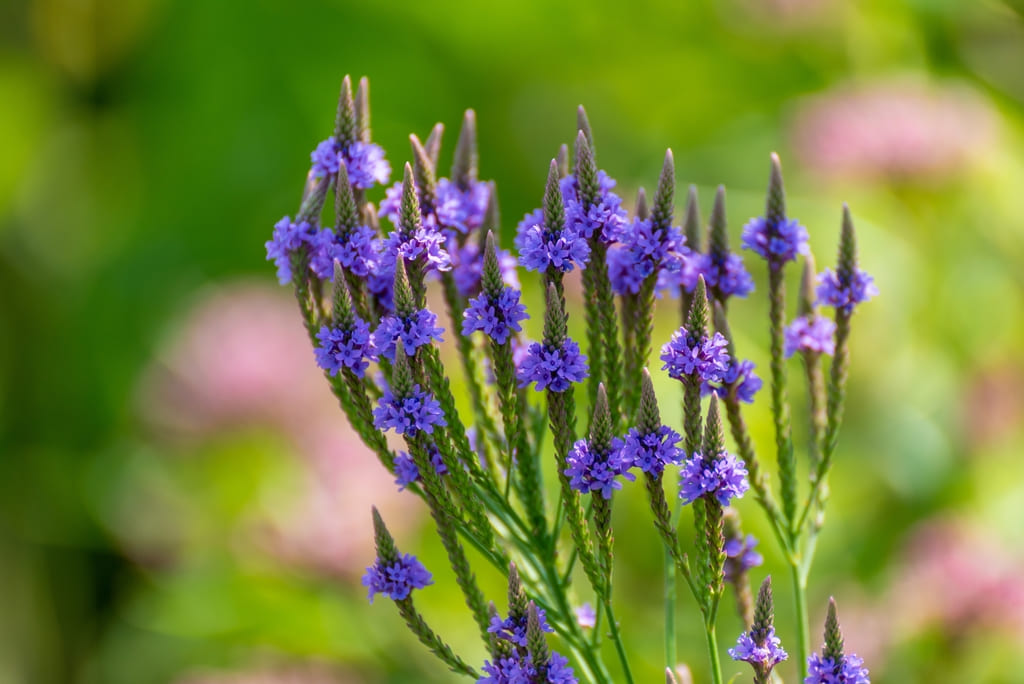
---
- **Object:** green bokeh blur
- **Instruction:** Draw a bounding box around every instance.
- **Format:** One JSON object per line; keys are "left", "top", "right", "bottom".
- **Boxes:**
{"left": 3, "top": 0, "right": 1024, "bottom": 682}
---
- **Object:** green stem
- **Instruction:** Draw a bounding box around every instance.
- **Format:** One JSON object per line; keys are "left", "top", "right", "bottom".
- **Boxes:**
{"left": 790, "top": 559, "right": 811, "bottom": 682}
{"left": 603, "top": 600, "right": 635, "bottom": 684}
{"left": 664, "top": 546, "right": 677, "bottom": 671}
{"left": 704, "top": 621, "right": 724, "bottom": 684}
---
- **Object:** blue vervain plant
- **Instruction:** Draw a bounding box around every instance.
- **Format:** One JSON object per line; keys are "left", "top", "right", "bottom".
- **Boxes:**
{"left": 265, "top": 75, "right": 878, "bottom": 684}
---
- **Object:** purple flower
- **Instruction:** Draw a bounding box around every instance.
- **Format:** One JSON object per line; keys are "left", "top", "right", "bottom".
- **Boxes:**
{"left": 680, "top": 252, "right": 755, "bottom": 298}
{"left": 488, "top": 608, "right": 554, "bottom": 648}
{"left": 393, "top": 448, "right": 447, "bottom": 491}
{"left": 679, "top": 449, "right": 750, "bottom": 507}
{"left": 517, "top": 221, "right": 590, "bottom": 273}
{"left": 361, "top": 552, "right": 433, "bottom": 603}
{"left": 741, "top": 216, "right": 809, "bottom": 267}
{"left": 574, "top": 603, "right": 597, "bottom": 629}
{"left": 561, "top": 171, "right": 627, "bottom": 243}
{"left": 383, "top": 224, "right": 451, "bottom": 272}
{"left": 462, "top": 288, "right": 528, "bottom": 345}
{"left": 314, "top": 320, "right": 376, "bottom": 377}
{"left": 816, "top": 267, "right": 878, "bottom": 314}
{"left": 607, "top": 218, "right": 688, "bottom": 295}
{"left": 265, "top": 216, "right": 316, "bottom": 284}
{"left": 373, "top": 308, "right": 444, "bottom": 362}
{"left": 517, "top": 339, "right": 589, "bottom": 392}
{"left": 378, "top": 181, "right": 404, "bottom": 225}
{"left": 660, "top": 329, "right": 730, "bottom": 383}
{"left": 784, "top": 315, "right": 837, "bottom": 358}
{"left": 311, "top": 139, "right": 391, "bottom": 189}
{"left": 702, "top": 358, "right": 763, "bottom": 404}
{"left": 373, "top": 384, "right": 447, "bottom": 436}
{"left": 805, "top": 653, "right": 870, "bottom": 684}
{"left": 565, "top": 437, "right": 634, "bottom": 499}
{"left": 435, "top": 178, "right": 490, "bottom": 234}
{"left": 724, "top": 534, "right": 763, "bottom": 581}
{"left": 729, "top": 628, "right": 788, "bottom": 668}
{"left": 478, "top": 652, "right": 577, "bottom": 684}
{"left": 310, "top": 224, "right": 378, "bottom": 280}
{"left": 622, "top": 425, "right": 683, "bottom": 476}
{"left": 367, "top": 242, "right": 397, "bottom": 312}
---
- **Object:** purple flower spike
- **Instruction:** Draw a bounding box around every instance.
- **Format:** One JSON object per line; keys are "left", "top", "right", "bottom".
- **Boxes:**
{"left": 310, "top": 139, "right": 390, "bottom": 189}
{"left": 622, "top": 425, "right": 684, "bottom": 476}
{"left": 393, "top": 448, "right": 447, "bottom": 491}
{"left": 684, "top": 252, "right": 755, "bottom": 298}
{"left": 607, "top": 218, "right": 688, "bottom": 295}
{"left": 516, "top": 339, "right": 589, "bottom": 392}
{"left": 517, "top": 221, "right": 590, "bottom": 273}
{"left": 565, "top": 437, "right": 634, "bottom": 499}
{"left": 816, "top": 267, "right": 878, "bottom": 313}
{"left": 362, "top": 552, "right": 433, "bottom": 603}
{"left": 660, "top": 329, "right": 731, "bottom": 384}
{"left": 462, "top": 288, "right": 528, "bottom": 345}
{"left": 679, "top": 449, "right": 749, "bottom": 507}
{"left": 741, "top": 216, "right": 809, "bottom": 267}
{"left": 373, "top": 308, "right": 444, "bottom": 362}
{"left": 435, "top": 178, "right": 490, "bottom": 235}
{"left": 373, "top": 384, "right": 447, "bottom": 436}
{"left": 265, "top": 216, "right": 316, "bottom": 284}
{"left": 451, "top": 241, "right": 520, "bottom": 298}
{"left": 729, "top": 628, "right": 788, "bottom": 669}
{"left": 805, "top": 653, "right": 870, "bottom": 684}
{"left": 487, "top": 608, "right": 554, "bottom": 648}
{"left": 314, "top": 320, "right": 376, "bottom": 377}
{"left": 384, "top": 225, "right": 451, "bottom": 273}
{"left": 724, "top": 533, "right": 763, "bottom": 581}
{"left": 703, "top": 358, "right": 763, "bottom": 404}
{"left": 784, "top": 315, "right": 837, "bottom": 358}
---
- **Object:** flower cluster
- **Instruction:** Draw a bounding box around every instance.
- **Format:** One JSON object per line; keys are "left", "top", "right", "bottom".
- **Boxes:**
{"left": 478, "top": 653, "right": 577, "bottom": 684}
{"left": 561, "top": 171, "right": 627, "bottom": 242}
{"left": 816, "top": 267, "right": 878, "bottom": 313}
{"left": 517, "top": 339, "right": 588, "bottom": 392}
{"left": 265, "top": 216, "right": 316, "bottom": 284}
{"left": 729, "top": 629, "right": 788, "bottom": 670}
{"left": 451, "top": 242, "right": 520, "bottom": 298}
{"left": 683, "top": 252, "right": 755, "bottom": 299}
{"left": 517, "top": 220, "right": 590, "bottom": 273}
{"left": 607, "top": 218, "right": 687, "bottom": 295}
{"left": 383, "top": 224, "right": 451, "bottom": 273}
{"left": 741, "top": 215, "right": 809, "bottom": 267}
{"left": 314, "top": 320, "right": 376, "bottom": 377}
{"left": 621, "top": 425, "right": 683, "bottom": 476}
{"left": 373, "top": 308, "right": 444, "bottom": 362}
{"left": 362, "top": 552, "right": 433, "bottom": 603}
{"left": 660, "top": 328, "right": 730, "bottom": 383}
{"left": 436, "top": 178, "right": 491, "bottom": 234}
{"left": 702, "top": 358, "right": 763, "bottom": 404}
{"left": 724, "top": 533, "right": 763, "bottom": 581}
{"left": 679, "top": 449, "right": 750, "bottom": 507}
{"left": 310, "top": 224, "right": 379, "bottom": 280}
{"left": 462, "top": 288, "right": 528, "bottom": 345}
{"left": 487, "top": 608, "right": 554, "bottom": 648}
{"left": 393, "top": 449, "right": 448, "bottom": 491}
{"left": 373, "top": 385, "right": 446, "bottom": 436}
{"left": 565, "top": 437, "right": 635, "bottom": 499}
{"left": 311, "top": 139, "right": 391, "bottom": 188}
{"left": 805, "top": 653, "right": 870, "bottom": 684}
{"left": 785, "top": 315, "right": 837, "bottom": 357}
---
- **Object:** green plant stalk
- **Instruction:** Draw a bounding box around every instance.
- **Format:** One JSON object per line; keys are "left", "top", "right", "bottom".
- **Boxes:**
{"left": 603, "top": 599, "right": 635, "bottom": 684}
{"left": 664, "top": 548, "right": 677, "bottom": 671}
{"left": 790, "top": 559, "right": 811, "bottom": 682}
{"left": 703, "top": 621, "right": 724, "bottom": 684}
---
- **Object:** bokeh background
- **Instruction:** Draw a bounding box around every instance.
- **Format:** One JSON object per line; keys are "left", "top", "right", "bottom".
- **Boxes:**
{"left": 3, "top": 0, "right": 1024, "bottom": 682}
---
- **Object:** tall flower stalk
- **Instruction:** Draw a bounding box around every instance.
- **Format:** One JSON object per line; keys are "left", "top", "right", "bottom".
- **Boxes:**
{"left": 266, "top": 77, "right": 877, "bottom": 684}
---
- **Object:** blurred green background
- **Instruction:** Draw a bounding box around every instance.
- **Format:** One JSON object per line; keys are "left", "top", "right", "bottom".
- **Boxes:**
{"left": 3, "top": 0, "right": 1024, "bottom": 682}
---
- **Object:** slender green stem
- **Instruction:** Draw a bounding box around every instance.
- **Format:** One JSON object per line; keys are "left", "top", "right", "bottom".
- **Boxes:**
{"left": 703, "top": 621, "right": 724, "bottom": 684}
{"left": 790, "top": 559, "right": 811, "bottom": 681}
{"left": 664, "top": 547, "right": 677, "bottom": 671}
{"left": 603, "top": 600, "right": 635, "bottom": 684}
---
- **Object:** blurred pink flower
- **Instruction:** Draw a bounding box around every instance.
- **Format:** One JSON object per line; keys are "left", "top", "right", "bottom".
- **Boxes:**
{"left": 138, "top": 282, "right": 419, "bottom": 577}
{"left": 791, "top": 81, "right": 997, "bottom": 182}
{"left": 841, "top": 517, "right": 1024, "bottom": 665}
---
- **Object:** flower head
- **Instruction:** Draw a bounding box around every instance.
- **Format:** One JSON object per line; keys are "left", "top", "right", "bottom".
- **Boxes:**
{"left": 314, "top": 320, "right": 376, "bottom": 377}
{"left": 373, "top": 384, "right": 446, "bottom": 436}
{"left": 729, "top": 628, "right": 788, "bottom": 669}
{"left": 565, "top": 437, "right": 634, "bottom": 499}
{"left": 561, "top": 170, "right": 627, "bottom": 242}
{"left": 622, "top": 425, "right": 683, "bottom": 476}
{"left": 682, "top": 252, "right": 754, "bottom": 299}
{"left": 373, "top": 309, "right": 444, "bottom": 362}
{"left": 816, "top": 267, "right": 878, "bottom": 314}
{"left": 724, "top": 533, "right": 763, "bottom": 581}
{"left": 393, "top": 448, "right": 447, "bottom": 491}
{"left": 607, "top": 218, "right": 688, "bottom": 295}
{"left": 661, "top": 329, "right": 730, "bottom": 383}
{"left": 574, "top": 603, "right": 597, "bottom": 629}
{"left": 450, "top": 241, "right": 520, "bottom": 298}
{"left": 805, "top": 653, "right": 870, "bottom": 684}
{"left": 517, "top": 339, "right": 588, "bottom": 392}
{"left": 265, "top": 216, "right": 316, "bottom": 284}
{"left": 436, "top": 178, "right": 490, "bottom": 235}
{"left": 679, "top": 449, "right": 749, "bottom": 507}
{"left": 702, "top": 358, "right": 763, "bottom": 404}
{"left": 383, "top": 224, "right": 451, "bottom": 273}
{"left": 517, "top": 221, "right": 590, "bottom": 273}
{"left": 741, "top": 216, "right": 809, "bottom": 267}
{"left": 361, "top": 552, "right": 432, "bottom": 603}
{"left": 478, "top": 652, "right": 576, "bottom": 684}
{"left": 310, "top": 224, "right": 378, "bottom": 280}
{"left": 785, "top": 315, "right": 836, "bottom": 358}
{"left": 488, "top": 608, "right": 554, "bottom": 648}
{"left": 462, "top": 287, "right": 528, "bottom": 345}
{"left": 311, "top": 139, "right": 391, "bottom": 189}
